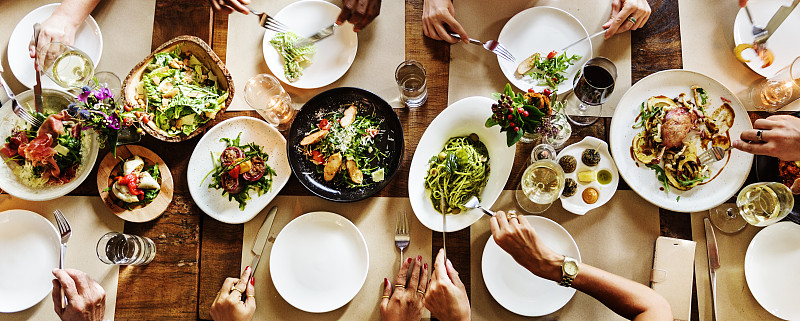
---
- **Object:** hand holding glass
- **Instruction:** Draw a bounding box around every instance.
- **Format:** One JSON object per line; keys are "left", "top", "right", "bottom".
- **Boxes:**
{"left": 36, "top": 42, "right": 94, "bottom": 89}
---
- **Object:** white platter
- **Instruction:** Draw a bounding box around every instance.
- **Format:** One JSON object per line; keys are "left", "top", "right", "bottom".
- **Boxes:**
{"left": 609, "top": 70, "right": 753, "bottom": 212}
{"left": 482, "top": 215, "right": 580, "bottom": 316}
{"left": 187, "top": 116, "right": 290, "bottom": 224}
{"left": 270, "top": 211, "right": 369, "bottom": 313}
{"left": 262, "top": 0, "right": 358, "bottom": 89}
{"left": 745, "top": 222, "right": 800, "bottom": 320}
{"left": 557, "top": 136, "right": 619, "bottom": 215}
{"left": 497, "top": 6, "right": 592, "bottom": 95}
{"left": 0, "top": 210, "right": 60, "bottom": 312}
{"left": 7, "top": 3, "right": 102, "bottom": 89}
{"left": 733, "top": 0, "right": 800, "bottom": 77}
{"left": 408, "top": 96, "right": 515, "bottom": 232}
{"left": 0, "top": 89, "right": 100, "bottom": 201}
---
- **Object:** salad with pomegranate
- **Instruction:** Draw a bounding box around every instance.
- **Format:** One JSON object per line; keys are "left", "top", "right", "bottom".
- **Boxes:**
{"left": 202, "top": 133, "right": 276, "bottom": 210}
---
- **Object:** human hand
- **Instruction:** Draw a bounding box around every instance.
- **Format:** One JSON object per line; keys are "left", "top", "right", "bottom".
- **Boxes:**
{"left": 29, "top": 13, "right": 81, "bottom": 59}
{"left": 336, "top": 0, "right": 381, "bottom": 32}
{"left": 51, "top": 269, "right": 105, "bottom": 321}
{"left": 489, "top": 211, "right": 563, "bottom": 282}
{"left": 423, "top": 249, "right": 470, "bottom": 321}
{"left": 209, "top": 0, "right": 251, "bottom": 15}
{"left": 602, "top": 0, "right": 652, "bottom": 39}
{"left": 380, "top": 255, "right": 429, "bottom": 321}
{"left": 210, "top": 266, "right": 256, "bottom": 321}
{"left": 422, "top": 0, "right": 468, "bottom": 44}
{"left": 733, "top": 115, "right": 800, "bottom": 162}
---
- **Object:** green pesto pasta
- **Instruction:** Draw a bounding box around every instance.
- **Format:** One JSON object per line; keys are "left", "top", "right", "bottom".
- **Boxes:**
{"left": 425, "top": 134, "right": 490, "bottom": 214}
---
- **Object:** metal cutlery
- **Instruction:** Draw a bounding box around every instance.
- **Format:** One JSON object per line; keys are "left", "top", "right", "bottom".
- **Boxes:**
{"left": 394, "top": 211, "right": 410, "bottom": 268}
{"left": 755, "top": 0, "right": 799, "bottom": 45}
{"left": 743, "top": 5, "right": 768, "bottom": 42}
{"left": 32, "top": 23, "right": 44, "bottom": 114}
{"left": 293, "top": 24, "right": 336, "bottom": 48}
{"left": 245, "top": 206, "right": 278, "bottom": 293}
{"left": 560, "top": 30, "right": 606, "bottom": 53}
{"left": 698, "top": 146, "right": 733, "bottom": 165}
{"left": 449, "top": 33, "right": 515, "bottom": 63}
{"left": 247, "top": 6, "right": 290, "bottom": 33}
{"left": 54, "top": 209, "right": 72, "bottom": 309}
{"left": 463, "top": 196, "right": 496, "bottom": 217}
{"left": 0, "top": 66, "right": 42, "bottom": 127}
{"left": 704, "top": 218, "right": 720, "bottom": 321}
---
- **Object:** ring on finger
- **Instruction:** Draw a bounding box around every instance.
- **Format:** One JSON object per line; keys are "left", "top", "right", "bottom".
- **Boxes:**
{"left": 417, "top": 289, "right": 425, "bottom": 295}
{"left": 756, "top": 130, "right": 764, "bottom": 142}
{"left": 382, "top": 295, "right": 390, "bottom": 298}
{"left": 506, "top": 212, "right": 518, "bottom": 220}
{"left": 394, "top": 284, "right": 405, "bottom": 288}
{"left": 627, "top": 16, "right": 637, "bottom": 24}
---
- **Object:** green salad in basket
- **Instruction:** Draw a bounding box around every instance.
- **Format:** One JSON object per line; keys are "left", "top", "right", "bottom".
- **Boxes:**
{"left": 138, "top": 45, "right": 228, "bottom": 136}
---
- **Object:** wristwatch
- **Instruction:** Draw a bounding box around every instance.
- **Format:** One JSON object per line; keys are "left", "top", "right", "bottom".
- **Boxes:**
{"left": 559, "top": 256, "right": 579, "bottom": 287}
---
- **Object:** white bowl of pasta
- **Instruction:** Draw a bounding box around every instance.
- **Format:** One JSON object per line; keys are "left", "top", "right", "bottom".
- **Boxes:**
{"left": 409, "top": 96, "right": 516, "bottom": 232}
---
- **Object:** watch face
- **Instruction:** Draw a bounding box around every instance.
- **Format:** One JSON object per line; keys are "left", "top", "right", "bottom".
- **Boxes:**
{"left": 564, "top": 261, "right": 578, "bottom": 275}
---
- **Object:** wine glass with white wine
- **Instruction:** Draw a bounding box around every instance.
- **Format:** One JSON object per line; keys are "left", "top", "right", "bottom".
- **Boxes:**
{"left": 36, "top": 42, "right": 95, "bottom": 89}
{"left": 515, "top": 144, "right": 565, "bottom": 213}
{"left": 709, "top": 182, "right": 795, "bottom": 233}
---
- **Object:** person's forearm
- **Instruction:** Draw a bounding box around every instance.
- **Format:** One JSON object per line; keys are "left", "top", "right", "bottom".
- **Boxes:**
{"left": 52, "top": 0, "right": 101, "bottom": 26}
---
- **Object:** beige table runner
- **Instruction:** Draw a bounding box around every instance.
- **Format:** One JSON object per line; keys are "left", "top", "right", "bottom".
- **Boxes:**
{"left": 0, "top": 195, "right": 124, "bottom": 321}
{"left": 225, "top": 0, "right": 405, "bottom": 111}
{"left": 448, "top": 0, "right": 632, "bottom": 117}
{"left": 470, "top": 190, "right": 659, "bottom": 320}
{"left": 679, "top": 0, "right": 800, "bottom": 112}
{"left": 691, "top": 210, "right": 781, "bottom": 321}
{"left": 242, "top": 196, "right": 432, "bottom": 320}
{"left": 0, "top": 0, "right": 155, "bottom": 95}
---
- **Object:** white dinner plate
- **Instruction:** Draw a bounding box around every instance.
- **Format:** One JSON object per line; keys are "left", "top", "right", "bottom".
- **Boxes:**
{"left": 609, "top": 70, "right": 753, "bottom": 212}
{"left": 733, "top": 0, "right": 800, "bottom": 77}
{"left": 408, "top": 96, "right": 516, "bottom": 232}
{"left": 0, "top": 89, "right": 100, "bottom": 201}
{"left": 262, "top": 0, "right": 358, "bottom": 89}
{"left": 7, "top": 3, "right": 103, "bottom": 89}
{"left": 497, "top": 7, "right": 592, "bottom": 95}
{"left": 270, "top": 211, "right": 369, "bottom": 313}
{"left": 187, "top": 117, "right": 290, "bottom": 224}
{"left": 0, "top": 210, "right": 60, "bottom": 312}
{"left": 557, "top": 136, "right": 619, "bottom": 215}
{"left": 745, "top": 222, "right": 800, "bottom": 320}
{"left": 482, "top": 215, "right": 580, "bottom": 316}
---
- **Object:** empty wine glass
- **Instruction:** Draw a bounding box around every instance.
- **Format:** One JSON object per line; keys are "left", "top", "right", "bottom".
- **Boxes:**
{"left": 565, "top": 57, "right": 617, "bottom": 126}
{"left": 244, "top": 74, "right": 296, "bottom": 131}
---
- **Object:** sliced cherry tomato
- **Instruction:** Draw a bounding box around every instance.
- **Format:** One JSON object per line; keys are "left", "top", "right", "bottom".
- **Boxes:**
{"left": 124, "top": 104, "right": 133, "bottom": 112}
{"left": 543, "top": 88, "right": 552, "bottom": 96}
{"left": 228, "top": 164, "right": 240, "bottom": 178}
{"left": 311, "top": 150, "right": 324, "bottom": 164}
{"left": 366, "top": 128, "right": 379, "bottom": 138}
{"left": 319, "top": 119, "right": 331, "bottom": 130}
{"left": 142, "top": 115, "right": 150, "bottom": 124}
{"left": 547, "top": 51, "right": 557, "bottom": 59}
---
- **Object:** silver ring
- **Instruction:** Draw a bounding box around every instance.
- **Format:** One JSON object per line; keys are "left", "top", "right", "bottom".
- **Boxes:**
{"left": 756, "top": 130, "right": 764, "bottom": 141}
{"left": 628, "top": 16, "right": 637, "bottom": 24}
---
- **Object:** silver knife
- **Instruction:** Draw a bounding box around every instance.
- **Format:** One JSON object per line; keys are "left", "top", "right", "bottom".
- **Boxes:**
{"left": 761, "top": 0, "right": 799, "bottom": 43}
{"left": 704, "top": 218, "right": 721, "bottom": 321}
{"left": 246, "top": 206, "right": 279, "bottom": 285}
{"left": 559, "top": 30, "right": 606, "bottom": 52}
{"left": 32, "top": 23, "right": 44, "bottom": 114}
{"left": 293, "top": 24, "right": 336, "bottom": 48}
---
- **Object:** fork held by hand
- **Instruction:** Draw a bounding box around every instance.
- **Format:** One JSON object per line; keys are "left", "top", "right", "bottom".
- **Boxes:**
{"left": 54, "top": 209, "right": 72, "bottom": 309}
{"left": 449, "top": 33, "right": 515, "bottom": 62}
{"left": 698, "top": 146, "right": 733, "bottom": 165}
{"left": 247, "top": 6, "right": 290, "bottom": 33}
{"left": 394, "top": 211, "right": 410, "bottom": 269}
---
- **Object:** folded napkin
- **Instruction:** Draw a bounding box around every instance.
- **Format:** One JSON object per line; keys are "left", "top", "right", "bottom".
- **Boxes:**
{"left": 470, "top": 190, "right": 659, "bottom": 320}
{"left": 0, "top": 195, "right": 124, "bottom": 321}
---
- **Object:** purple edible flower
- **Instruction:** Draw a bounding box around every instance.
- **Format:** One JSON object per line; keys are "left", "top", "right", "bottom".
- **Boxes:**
{"left": 105, "top": 112, "right": 121, "bottom": 130}
{"left": 78, "top": 88, "right": 92, "bottom": 102}
{"left": 94, "top": 87, "right": 113, "bottom": 101}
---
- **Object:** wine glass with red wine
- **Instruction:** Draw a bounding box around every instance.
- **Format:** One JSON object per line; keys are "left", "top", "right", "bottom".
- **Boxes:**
{"left": 565, "top": 57, "right": 617, "bottom": 126}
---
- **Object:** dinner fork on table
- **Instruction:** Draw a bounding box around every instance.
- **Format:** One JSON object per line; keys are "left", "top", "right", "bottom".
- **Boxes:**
{"left": 394, "top": 211, "right": 410, "bottom": 269}
{"left": 698, "top": 146, "right": 733, "bottom": 165}
{"left": 449, "top": 33, "right": 515, "bottom": 62}
{"left": 246, "top": 6, "right": 290, "bottom": 33}
{"left": 0, "top": 65, "right": 41, "bottom": 127}
{"left": 54, "top": 209, "right": 72, "bottom": 308}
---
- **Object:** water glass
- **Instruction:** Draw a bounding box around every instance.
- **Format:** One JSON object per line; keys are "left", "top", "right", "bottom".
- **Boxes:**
{"left": 395, "top": 60, "right": 427, "bottom": 108}
{"left": 749, "top": 56, "right": 800, "bottom": 112}
{"left": 244, "top": 74, "right": 296, "bottom": 131}
{"left": 90, "top": 71, "right": 122, "bottom": 101}
{"left": 37, "top": 42, "right": 95, "bottom": 89}
{"left": 96, "top": 232, "right": 156, "bottom": 265}
{"left": 565, "top": 57, "right": 617, "bottom": 126}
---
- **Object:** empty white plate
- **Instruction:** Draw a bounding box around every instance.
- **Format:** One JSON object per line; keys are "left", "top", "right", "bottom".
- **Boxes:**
{"left": 262, "top": 0, "right": 358, "bottom": 89}
{"left": 7, "top": 3, "right": 102, "bottom": 89}
{"left": 497, "top": 6, "right": 592, "bottom": 95}
{"left": 0, "top": 209, "right": 60, "bottom": 312}
{"left": 745, "top": 221, "right": 800, "bottom": 320}
{"left": 270, "top": 211, "right": 369, "bottom": 313}
{"left": 482, "top": 215, "right": 580, "bottom": 316}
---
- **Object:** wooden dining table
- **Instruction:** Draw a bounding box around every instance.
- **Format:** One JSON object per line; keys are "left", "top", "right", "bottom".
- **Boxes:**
{"left": 55, "top": 0, "right": 775, "bottom": 320}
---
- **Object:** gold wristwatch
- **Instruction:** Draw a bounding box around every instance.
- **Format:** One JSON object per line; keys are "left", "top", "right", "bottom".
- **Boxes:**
{"left": 559, "top": 256, "right": 579, "bottom": 287}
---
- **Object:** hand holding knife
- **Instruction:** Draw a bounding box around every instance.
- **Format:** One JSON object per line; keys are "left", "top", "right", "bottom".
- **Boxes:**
{"left": 242, "top": 206, "right": 279, "bottom": 300}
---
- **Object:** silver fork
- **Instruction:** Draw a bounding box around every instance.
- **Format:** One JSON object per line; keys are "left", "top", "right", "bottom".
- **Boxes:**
{"left": 394, "top": 211, "right": 410, "bottom": 268}
{"left": 450, "top": 33, "right": 515, "bottom": 62}
{"left": 743, "top": 5, "right": 768, "bottom": 43}
{"left": 698, "top": 146, "right": 733, "bottom": 165}
{"left": 246, "top": 6, "right": 290, "bottom": 33}
{"left": 54, "top": 209, "right": 72, "bottom": 309}
{"left": 0, "top": 66, "right": 41, "bottom": 127}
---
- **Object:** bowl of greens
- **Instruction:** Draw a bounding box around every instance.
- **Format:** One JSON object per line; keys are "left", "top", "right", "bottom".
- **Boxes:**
{"left": 122, "top": 35, "right": 233, "bottom": 142}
